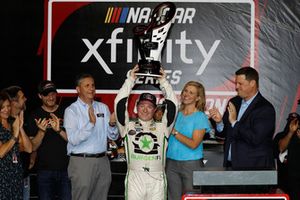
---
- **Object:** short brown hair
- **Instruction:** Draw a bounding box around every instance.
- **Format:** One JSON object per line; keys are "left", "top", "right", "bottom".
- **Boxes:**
{"left": 235, "top": 67, "right": 259, "bottom": 87}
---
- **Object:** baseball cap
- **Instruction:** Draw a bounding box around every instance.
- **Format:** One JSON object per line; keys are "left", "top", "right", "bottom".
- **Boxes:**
{"left": 38, "top": 80, "right": 57, "bottom": 96}
{"left": 156, "top": 101, "right": 166, "bottom": 111}
{"left": 287, "top": 112, "right": 300, "bottom": 121}
{"left": 137, "top": 93, "right": 157, "bottom": 107}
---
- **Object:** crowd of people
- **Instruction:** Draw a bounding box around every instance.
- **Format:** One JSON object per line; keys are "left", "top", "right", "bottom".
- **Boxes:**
{"left": 0, "top": 65, "right": 299, "bottom": 200}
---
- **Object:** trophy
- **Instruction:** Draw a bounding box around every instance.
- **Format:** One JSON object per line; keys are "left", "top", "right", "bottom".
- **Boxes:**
{"left": 133, "top": 2, "right": 176, "bottom": 77}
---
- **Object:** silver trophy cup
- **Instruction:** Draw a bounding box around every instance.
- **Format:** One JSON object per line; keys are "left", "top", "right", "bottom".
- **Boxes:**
{"left": 133, "top": 2, "right": 176, "bottom": 77}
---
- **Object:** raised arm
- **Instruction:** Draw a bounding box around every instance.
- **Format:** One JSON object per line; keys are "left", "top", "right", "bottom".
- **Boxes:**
{"left": 114, "top": 65, "right": 138, "bottom": 137}
{"left": 18, "top": 110, "right": 32, "bottom": 153}
{"left": 0, "top": 117, "right": 20, "bottom": 158}
{"left": 30, "top": 118, "right": 48, "bottom": 151}
{"left": 279, "top": 119, "right": 299, "bottom": 152}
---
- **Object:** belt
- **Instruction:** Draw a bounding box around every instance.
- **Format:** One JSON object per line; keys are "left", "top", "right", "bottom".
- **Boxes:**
{"left": 70, "top": 152, "right": 106, "bottom": 158}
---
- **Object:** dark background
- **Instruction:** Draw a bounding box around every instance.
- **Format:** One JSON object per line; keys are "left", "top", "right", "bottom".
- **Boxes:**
{"left": 1, "top": 1, "right": 44, "bottom": 111}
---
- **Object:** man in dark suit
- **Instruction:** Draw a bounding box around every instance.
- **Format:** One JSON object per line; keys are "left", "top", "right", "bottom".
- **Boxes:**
{"left": 209, "top": 67, "right": 275, "bottom": 170}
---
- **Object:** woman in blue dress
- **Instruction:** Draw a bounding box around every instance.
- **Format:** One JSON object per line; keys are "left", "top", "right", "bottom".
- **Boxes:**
{"left": 166, "top": 81, "right": 210, "bottom": 200}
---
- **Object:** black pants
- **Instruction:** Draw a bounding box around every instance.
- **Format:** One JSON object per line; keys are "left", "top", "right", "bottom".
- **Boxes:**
{"left": 288, "top": 175, "right": 300, "bottom": 200}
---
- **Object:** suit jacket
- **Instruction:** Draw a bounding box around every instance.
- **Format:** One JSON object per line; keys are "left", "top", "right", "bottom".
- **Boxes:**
{"left": 216, "top": 92, "right": 276, "bottom": 169}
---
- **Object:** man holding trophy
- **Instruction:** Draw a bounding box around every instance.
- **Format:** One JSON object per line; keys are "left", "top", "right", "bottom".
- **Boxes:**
{"left": 114, "top": 64, "right": 177, "bottom": 199}
{"left": 114, "top": 4, "right": 177, "bottom": 199}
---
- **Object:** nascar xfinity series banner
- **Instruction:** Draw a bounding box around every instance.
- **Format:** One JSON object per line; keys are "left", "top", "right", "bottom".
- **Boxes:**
{"left": 41, "top": 0, "right": 300, "bottom": 131}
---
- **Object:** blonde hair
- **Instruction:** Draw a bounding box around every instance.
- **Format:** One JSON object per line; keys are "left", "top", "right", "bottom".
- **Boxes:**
{"left": 180, "top": 81, "right": 206, "bottom": 112}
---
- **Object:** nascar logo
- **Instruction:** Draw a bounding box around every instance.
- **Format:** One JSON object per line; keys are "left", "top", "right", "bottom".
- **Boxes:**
{"left": 104, "top": 7, "right": 195, "bottom": 24}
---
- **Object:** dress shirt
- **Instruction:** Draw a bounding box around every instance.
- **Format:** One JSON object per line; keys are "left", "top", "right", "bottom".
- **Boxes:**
{"left": 64, "top": 97, "right": 119, "bottom": 155}
{"left": 227, "top": 92, "right": 258, "bottom": 161}
{"left": 216, "top": 92, "right": 258, "bottom": 161}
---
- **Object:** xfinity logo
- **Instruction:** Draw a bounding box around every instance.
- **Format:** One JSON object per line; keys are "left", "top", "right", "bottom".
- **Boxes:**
{"left": 47, "top": 0, "right": 254, "bottom": 93}
{"left": 81, "top": 28, "right": 220, "bottom": 76}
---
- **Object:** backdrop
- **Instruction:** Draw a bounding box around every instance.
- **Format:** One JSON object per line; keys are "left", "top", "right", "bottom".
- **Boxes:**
{"left": 1, "top": 0, "right": 299, "bottom": 133}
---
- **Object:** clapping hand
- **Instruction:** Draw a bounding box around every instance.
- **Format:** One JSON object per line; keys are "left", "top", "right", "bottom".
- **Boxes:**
{"left": 88, "top": 105, "right": 96, "bottom": 125}
{"left": 109, "top": 112, "right": 117, "bottom": 127}
{"left": 34, "top": 118, "right": 48, "bottom": 132}
{"left": 227, "top": 102, "right": 237, "bottom": 124}
{"left": 49, "top": 113, "right": 60, "bottom": 132}
{"left": 19, "top": 110, "right": 24, "bottom": 128}
{"left": 130, "top": 64, "right": 139, "bottom": 80}
{"left": 158, "top": 67, "right": 167, "bottom": 82}
{"left": 209, "top": 106, "right": 222, "bottom": 123}
{"left": 12, "top": 115, "right": 21, "bottom": 138}
{"left": 289, "top": 118, "right": 299, "bottom": 133}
